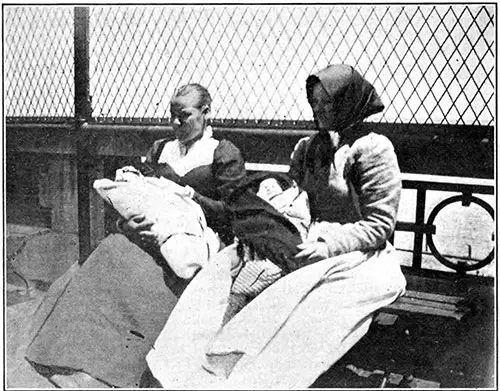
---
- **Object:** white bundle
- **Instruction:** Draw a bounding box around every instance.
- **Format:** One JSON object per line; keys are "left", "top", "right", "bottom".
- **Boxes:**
{"left": 93, "top": 171, "right": 218, "bottom": 279}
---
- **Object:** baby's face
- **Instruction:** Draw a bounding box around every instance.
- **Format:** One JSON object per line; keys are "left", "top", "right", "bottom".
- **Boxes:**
{"left": 115, "top": 167, "right": 142, "bottom": 183}
{"left": 257, "top": 178, "right": 283, "bottom": 201}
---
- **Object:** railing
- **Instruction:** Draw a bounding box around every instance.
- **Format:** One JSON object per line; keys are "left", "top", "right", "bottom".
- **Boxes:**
{"left": 398, "top": 174, "right": 494, "bottom": 274}
{"left": 6, "top": 123, "right": 495, "bottom": 276}
{"left": 4, "top": 5, "right": 495, "bottom": 273}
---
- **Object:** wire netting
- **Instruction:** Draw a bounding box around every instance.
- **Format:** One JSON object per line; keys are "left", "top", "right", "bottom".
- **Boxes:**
{"left": 4, "top": 5, "right": 495, "bottom": 127}
{"left": 4, "top": 6, "right": 74, "bottom": 121}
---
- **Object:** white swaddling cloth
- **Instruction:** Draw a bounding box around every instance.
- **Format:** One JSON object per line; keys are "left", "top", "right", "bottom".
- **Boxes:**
{"left": 256, "top": 178, "right": 310, "bottom": 241}
{"left": 93, "top": 170, "right": 219, "bottom": 279}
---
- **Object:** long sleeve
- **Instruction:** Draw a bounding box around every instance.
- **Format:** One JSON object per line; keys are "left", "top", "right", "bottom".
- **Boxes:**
{"left": 316, "top": 134, "right": 401, "bottom": 256}
{"left": 193, "top": 140, "right": 246, "bottom": 231}
{"left": 288, "top": 136, "right": 309, "bottom": 186}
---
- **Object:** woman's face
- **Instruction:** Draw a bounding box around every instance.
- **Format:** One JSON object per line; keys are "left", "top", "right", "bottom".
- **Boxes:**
{"left": 170, "top": 91, "right": 208, "bottom": 144}
{"left": 310, "top": 82, "right": 337, "bottom": 132}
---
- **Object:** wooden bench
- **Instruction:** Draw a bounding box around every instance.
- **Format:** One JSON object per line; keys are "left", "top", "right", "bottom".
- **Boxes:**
{"left": 383, "top": 290, "right": 468, "bottom": 321}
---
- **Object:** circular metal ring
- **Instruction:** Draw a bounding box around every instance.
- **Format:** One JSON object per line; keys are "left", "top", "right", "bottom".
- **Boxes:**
{"left": 426, "top": 194, "right": 495, "bottom": 272}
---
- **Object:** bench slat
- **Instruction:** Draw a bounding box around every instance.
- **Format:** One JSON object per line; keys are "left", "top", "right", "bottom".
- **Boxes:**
{"left": 398, "top": 296, "right": 461, "bottom": 312}
{"left": 385, "top": 301, "right": 466, "bottom": 320}
{"left": 404, "top": 290, "right": 463, "bottom": 304}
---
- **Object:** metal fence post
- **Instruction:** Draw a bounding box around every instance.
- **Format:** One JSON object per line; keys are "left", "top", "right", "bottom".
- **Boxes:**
{"left": 74, "top": 7, "right": 92, "bottom": 263}
{"left": 412, "top": 187, "right": 427, "bottom": 270}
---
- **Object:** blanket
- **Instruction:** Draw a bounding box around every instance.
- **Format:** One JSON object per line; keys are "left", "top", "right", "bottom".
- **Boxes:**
{"left": 226, "top": 173, "right": 311, "bottom": 297}
{"left": 93, "top": 175, "right": 218, "bottom": 279}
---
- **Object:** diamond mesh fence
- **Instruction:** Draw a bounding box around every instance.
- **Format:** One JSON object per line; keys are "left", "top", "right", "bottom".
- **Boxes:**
{"left": 4, "top": 5, "right": 495, "bottom": 127}
{"left": 4, "top": 6, "right": 74, "bottom": 121}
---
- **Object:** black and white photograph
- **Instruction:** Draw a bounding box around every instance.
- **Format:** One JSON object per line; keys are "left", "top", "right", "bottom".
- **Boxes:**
{"left": 3, "top": 3, "right": 496, "bottom": 389}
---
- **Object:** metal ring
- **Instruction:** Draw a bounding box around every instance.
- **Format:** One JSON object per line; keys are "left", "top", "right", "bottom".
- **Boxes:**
{"left": 426, "top": 194, "right": 494, "bottom": 272}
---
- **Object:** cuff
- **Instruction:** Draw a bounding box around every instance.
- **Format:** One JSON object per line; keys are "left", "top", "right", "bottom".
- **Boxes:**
{"left": 185, "top": 185, "right": 195, "bottom": 199}
{"left": 115, "top": 218, "right": 126, "bottom": 233}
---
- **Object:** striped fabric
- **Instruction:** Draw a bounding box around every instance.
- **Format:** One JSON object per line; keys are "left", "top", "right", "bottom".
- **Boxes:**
{"left": 230, "top": 244, "right": 283, "bottom": 297}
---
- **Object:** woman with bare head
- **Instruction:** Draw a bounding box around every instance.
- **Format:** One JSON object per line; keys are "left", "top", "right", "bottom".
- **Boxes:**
{"left": 25, "top": 83, "right": 246, "bottom": 388}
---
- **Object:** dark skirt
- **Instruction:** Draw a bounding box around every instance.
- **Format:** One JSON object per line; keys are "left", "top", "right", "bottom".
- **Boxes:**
{"left": 25, "top": 233, "right": 188, "bottom": 388}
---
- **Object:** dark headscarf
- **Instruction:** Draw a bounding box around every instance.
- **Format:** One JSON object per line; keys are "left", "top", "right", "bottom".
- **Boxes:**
{"left": 306, "top": 64, "right": 384, "bottom": 133}
{"left": 305, "top": 64, "right": 384, "bottom": 170}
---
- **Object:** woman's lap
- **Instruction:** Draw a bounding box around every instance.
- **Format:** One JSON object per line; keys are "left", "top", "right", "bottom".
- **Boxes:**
{"left": 224, "top": 248, "right": 406, "bottom": 388}
{"left": 162, "top": 247, "right": 406, "bottom": 389}
{"left": 25, "top": 233, "right": 186, "bottom": 388}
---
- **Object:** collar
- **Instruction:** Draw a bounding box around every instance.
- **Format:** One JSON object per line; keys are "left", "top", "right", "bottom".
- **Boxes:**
{"left": 179, "top": 126, "right": 213, "bottom": 156}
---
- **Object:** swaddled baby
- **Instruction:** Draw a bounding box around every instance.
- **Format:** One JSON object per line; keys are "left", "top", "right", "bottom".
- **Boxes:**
{"left": 93, "top": 166, "right": 219, "bottom": 279}
{"left": 256, "top": 178, "right": 310, "bottom": 240}
{"left": 226, "top": 175, "right": 310, "bottom": 319}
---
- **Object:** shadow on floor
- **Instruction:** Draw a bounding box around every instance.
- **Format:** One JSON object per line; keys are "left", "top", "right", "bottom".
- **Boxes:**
{"left": 6, "top": 289, "right": 55, "bottom": 389}
{"left": 7, "top": 277, "right": 495, "bottom": 389}
{"left": 311, "top": 279, "right": 495, "bottom": 389}
{"left": 5, "top": 226, "right": 496, "bottom": 389}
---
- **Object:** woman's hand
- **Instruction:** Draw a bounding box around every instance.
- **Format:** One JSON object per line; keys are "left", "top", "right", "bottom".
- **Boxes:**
{"left": 117, "top": 214, "right": 162, "bottom": 248}
{"left": 118, "top": 214, "right": 155, "bottom": 234}
{"left": 295, "top": 240, "right": 329, "bottom": 263}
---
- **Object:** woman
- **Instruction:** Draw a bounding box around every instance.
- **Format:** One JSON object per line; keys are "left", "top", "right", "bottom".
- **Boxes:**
{"left": 25, "top": 83, "right": 246, "bottom": 388}
{"left": 290, "top": 64, "right": 402, "bottom": 261}
{"left": 147, "top": 65, "right": 406, "bottom": 389}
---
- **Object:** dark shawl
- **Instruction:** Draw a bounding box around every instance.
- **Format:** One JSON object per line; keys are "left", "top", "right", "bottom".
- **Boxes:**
{"left": 225, "top": 172, "right": 304, "bottom": 274}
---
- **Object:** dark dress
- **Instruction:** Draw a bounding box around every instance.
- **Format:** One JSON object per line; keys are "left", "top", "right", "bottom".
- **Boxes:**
{"left": 25, "top": 138, "right": 245, "bottom": 388}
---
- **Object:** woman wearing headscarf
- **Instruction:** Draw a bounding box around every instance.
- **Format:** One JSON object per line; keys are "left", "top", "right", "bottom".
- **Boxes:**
{"left": 25, "top": 83, "right": 246, "bottom": 388}
{"left": 290, "top": 63, "right": 403, "bottom": 262}
{"left": 146, "top": 65, "right": 406, "bottom": 389}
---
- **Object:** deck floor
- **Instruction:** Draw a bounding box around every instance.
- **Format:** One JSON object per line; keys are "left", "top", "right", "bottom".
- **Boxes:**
{"left": 311, "top": 289, "right": 495, "bottom": 388}
{"left": 5, "top": 230, "right": 496, "bottom": 389}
